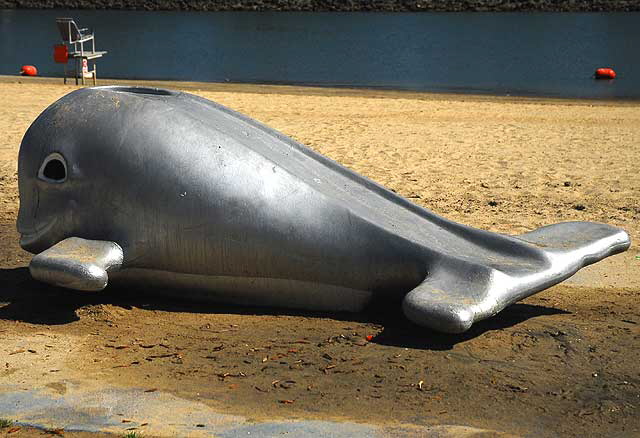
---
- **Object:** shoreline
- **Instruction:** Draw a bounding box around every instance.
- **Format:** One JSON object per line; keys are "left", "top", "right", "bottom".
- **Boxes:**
{"left": 1, "top": 0, "right": 639, "bottom": 12}
{"left": 2, "top": 75, "right": 639, "bottom": 107}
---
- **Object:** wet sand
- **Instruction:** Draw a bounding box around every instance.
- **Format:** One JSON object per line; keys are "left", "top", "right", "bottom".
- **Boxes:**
{"left": 0, "top": 76, "right": 638, "bottom": 437}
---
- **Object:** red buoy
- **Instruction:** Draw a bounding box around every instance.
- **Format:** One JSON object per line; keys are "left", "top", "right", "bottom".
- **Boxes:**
{"left": 20, "top": 65, "right": 38, "bottom": 76}
{"left": 595, "top": 68, "right": 616, "bottom": 79}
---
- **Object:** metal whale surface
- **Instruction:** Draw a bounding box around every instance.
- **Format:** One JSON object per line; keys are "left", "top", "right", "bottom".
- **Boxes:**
{"left": 17, "top": 86, "right": 630, "bottom": 333}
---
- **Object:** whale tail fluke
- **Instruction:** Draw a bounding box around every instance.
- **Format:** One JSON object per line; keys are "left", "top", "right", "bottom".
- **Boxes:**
{"left": 402, "top": 221, "right": 630, "bottom": 333}
{"left": 516, "top": 221, "right": 630, "bottom": 266}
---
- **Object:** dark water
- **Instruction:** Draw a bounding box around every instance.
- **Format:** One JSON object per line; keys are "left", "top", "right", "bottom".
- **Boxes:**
{"left": 1, "top": 9, "right": 639, "bottom": 99}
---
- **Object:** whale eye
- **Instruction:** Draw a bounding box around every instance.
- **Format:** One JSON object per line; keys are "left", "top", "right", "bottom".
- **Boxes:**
{"left": 38, "top": 153, "right": 67, "bottom": 183}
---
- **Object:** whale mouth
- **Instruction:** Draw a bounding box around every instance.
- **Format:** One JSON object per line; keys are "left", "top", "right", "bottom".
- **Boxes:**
{"left": 19, "top": 218, "right": 58, "bottom": 253}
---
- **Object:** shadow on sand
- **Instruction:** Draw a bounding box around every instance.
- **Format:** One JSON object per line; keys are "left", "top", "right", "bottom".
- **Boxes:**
{"left": 0, "top": 267, "right": 569, "bottom": 350}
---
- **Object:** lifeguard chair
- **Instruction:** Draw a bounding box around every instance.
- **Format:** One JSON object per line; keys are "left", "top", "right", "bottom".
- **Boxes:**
{"left": 54, "top": 18, "right": 107, "bottom": 85}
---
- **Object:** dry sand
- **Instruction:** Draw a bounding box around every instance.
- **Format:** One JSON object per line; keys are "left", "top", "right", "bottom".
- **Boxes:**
{"left": 0, "top": 77, "right": 638, "bottom": 437}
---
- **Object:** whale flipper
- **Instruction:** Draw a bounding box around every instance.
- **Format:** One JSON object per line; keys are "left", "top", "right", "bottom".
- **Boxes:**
{"left": 403, "top": 221, "right": 630, "bottom": 333}
{"left": 29, "top": 237, "right": 123, "bottom": 291}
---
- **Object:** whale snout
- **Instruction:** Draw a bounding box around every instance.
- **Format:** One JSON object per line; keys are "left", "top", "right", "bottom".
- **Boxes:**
{"left": 17, "top": 190, "right": 63, "bottom": 254}
{"left": 18, "top": 217, "right": 59, "bottom": 254}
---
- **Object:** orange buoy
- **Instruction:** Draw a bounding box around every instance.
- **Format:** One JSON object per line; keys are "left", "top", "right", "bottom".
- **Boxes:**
{"left": 20, "top": 65, "right": 38, "bottom": 76}
{"left": 595, "top": 68, "right": 616, "bottom": 79}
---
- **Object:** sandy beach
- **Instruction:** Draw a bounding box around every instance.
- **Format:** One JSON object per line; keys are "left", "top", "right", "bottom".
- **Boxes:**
{"left": 0, "top": 76, "right": 638, "bottom": 437}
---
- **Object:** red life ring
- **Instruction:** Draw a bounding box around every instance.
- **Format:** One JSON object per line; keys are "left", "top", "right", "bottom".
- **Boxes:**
{"left": 595, "top": 68, "right": 616, "bottom": 79}
{"left": 20, "top": 65, "right": 38, "bottom": 76}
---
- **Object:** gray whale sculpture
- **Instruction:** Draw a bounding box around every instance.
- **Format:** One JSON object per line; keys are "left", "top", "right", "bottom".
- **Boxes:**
{"left": 17, "top": 86, "right": 630, "bottom": 333}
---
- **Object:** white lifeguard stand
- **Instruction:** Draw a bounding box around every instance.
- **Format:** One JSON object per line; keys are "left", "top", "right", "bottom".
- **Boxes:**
{"left": 55, "top": 17, "right": 107, "bottom": 85}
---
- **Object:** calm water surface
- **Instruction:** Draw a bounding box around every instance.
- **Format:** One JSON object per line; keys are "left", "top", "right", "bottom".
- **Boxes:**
{"left": 1, "top": 10, "right": 639, "bottom": 99}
